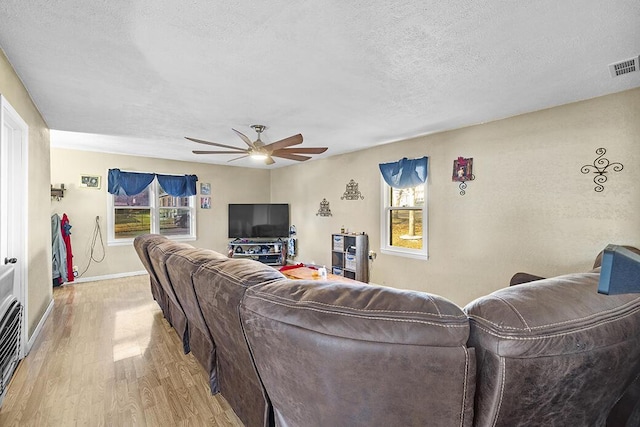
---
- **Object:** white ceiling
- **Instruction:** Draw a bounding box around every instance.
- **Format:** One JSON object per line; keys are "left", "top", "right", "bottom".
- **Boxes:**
{"left": 1, "top": 1, "right": 639, "bottom": 168}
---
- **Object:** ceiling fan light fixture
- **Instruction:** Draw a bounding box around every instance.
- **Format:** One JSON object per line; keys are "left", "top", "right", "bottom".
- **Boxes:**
{"left": 250, "top": 151, "right": 268, "bottom": 160}
{"left": 188, "top": 125, "right": 326, "bottom": 165}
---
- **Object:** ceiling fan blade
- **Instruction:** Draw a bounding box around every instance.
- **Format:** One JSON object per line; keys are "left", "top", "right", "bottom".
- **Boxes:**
{"left": 271, "top": 152, "right": 312, "bottom": 162}
{"left": 227, "top": 154, "right": 250, "bottom": 162}
{"left": 232, "top": 128, "right": 256, "bottom": 148}
{"left": 192, "top": 150, "right": 248, "bottom": 155}
{"left": 185, "top": 137, "right": 245, "bottom": 151}
{"left": 262, "top": 134, "right": 303, "bottom": 152}
{"left": 265, "top": 156, "right": 276, "bottom": 165}
{"left": 272, "top": 147, "right": 327, "bottom": 155}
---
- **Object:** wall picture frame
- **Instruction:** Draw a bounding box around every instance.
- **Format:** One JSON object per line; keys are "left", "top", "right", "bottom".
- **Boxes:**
{"left": 80, "top": 174, "right": 101, "bottom": 189}
{"left": 200, "top": 182, "right": 211, "bottom": 195}
{"left": 452, "top": 157, "right": 473, "bottom": 182}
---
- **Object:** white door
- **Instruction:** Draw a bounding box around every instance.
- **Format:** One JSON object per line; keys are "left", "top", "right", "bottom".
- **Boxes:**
{"left": 0, "top": 95, "right": 28, "bottom": 357}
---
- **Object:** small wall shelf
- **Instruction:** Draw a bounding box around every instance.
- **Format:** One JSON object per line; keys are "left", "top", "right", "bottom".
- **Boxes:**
{"left": 51, "top": 184, "right": 65, "bottom": 200}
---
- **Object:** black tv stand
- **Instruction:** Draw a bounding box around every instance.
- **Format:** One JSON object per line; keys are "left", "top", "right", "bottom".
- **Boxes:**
{"left": 228, "top": 238, "right": 286, "bottom": 266}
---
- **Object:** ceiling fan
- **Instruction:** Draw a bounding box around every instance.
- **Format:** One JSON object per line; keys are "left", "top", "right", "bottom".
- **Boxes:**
{"left": 187, "top": 125, "right": 328, "bottom": 165}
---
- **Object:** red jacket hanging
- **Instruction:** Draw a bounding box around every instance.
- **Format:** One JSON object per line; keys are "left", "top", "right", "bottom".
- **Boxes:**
{"left": 61, "top": 213, "right": 74, "bottom": 283}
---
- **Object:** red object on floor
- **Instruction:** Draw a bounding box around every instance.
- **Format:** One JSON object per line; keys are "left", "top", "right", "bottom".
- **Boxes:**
{"left": 279, "top": 263, "right": 305, "bottom": 272}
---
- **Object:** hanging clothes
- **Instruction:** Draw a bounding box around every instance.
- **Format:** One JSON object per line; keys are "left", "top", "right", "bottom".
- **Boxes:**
{"left": 61, "top": 213, "right": 74, "bottom": 283}
{"left": 51, "top": 213, "right": 67, "bottom": 286}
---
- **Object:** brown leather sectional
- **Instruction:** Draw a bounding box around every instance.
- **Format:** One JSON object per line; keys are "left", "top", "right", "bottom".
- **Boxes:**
{"left": 134, "top": 234, "right": 640, "bottom": 427}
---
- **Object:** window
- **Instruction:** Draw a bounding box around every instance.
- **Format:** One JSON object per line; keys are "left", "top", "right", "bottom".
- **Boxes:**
{"left": 380, "top": 179, "right": 428, "bottom": 259}
{"left": 108, "top": 179, "right": 196, "bottom": 245}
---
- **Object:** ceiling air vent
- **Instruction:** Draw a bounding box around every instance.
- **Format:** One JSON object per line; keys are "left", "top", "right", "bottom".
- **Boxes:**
{"left": 608, "top": 56, "right": 639, "bottom": 78}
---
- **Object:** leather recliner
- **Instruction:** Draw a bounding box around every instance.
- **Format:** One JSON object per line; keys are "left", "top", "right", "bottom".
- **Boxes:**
{"left": 240, "top": 279, "right": 476, "bottom": 427}
{"left": 133, "top": 234, "right": 170, "bottom": 316}
{"left": 465, "top": 271, "right": 640, "bottom": 426}
{"left": 148, "top": 240, "right": 196, "bottom": 353}
{"left": 165, "top": 247, "right": 228, "bottom": 394}
{"left": 192, "top": 257, "right": 286, "bottom": 427}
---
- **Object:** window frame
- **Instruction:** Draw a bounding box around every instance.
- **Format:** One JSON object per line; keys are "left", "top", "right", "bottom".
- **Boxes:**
{"left": 379, "top": 176, "right": 428, "bottom": 260}
{"left": 107, "top": 177, "right": 197, "bottom": 246}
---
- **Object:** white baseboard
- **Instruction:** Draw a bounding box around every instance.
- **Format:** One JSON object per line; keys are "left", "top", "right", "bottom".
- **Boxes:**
{"left": 25, "top": 297, "right": 54, "bottom": 355}
{"left": 71, "top": 270, "right": 147, "bottom": 284}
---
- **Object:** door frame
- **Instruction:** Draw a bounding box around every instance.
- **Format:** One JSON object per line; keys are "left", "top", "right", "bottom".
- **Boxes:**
{"left": 0, "top": 95, "right": 29, "bottom": 357}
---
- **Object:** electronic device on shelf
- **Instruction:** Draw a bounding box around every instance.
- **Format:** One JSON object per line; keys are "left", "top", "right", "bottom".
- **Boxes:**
{"left": 227, "top": 238, "right": 286, "bottom": 266}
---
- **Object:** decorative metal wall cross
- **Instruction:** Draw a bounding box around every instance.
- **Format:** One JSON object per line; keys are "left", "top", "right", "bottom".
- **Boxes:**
{"left": 341, "top": 179, "right": 364, "bottom": 200}
{"left": 316, "top": 198, "right": 333, "bottom": 216}
{"left": 580, "top": 148, "right": 624, "bottom": 192}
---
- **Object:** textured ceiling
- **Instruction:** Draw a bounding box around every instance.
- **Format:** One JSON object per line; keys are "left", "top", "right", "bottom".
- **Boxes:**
{"left": 1, "top": 1, "right": 639, "bottom": 168}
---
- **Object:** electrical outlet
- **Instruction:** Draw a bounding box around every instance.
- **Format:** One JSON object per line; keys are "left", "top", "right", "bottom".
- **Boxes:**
{"left": 368, "top": 250, "right": 377, "bottom": 260}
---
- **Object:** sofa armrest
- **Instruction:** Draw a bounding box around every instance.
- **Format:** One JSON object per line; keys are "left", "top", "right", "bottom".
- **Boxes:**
{"left": 509, "top": 272, "right": 545, "bottom": 286}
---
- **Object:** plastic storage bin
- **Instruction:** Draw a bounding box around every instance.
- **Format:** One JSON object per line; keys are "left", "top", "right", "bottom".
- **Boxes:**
{"left": 345, "top": 254, "right": 356, "bottom": 271}
{"left": 333, "top": 235, "right": 344, "bottom": 251}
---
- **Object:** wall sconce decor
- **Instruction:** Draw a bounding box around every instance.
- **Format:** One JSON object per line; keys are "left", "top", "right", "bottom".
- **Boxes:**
{"left": 581, "top": 148, "right": 624, "bottom": 192}
{"left": 341, "top": 179, "right": 364, "bottom": 200}
{"left": 452, "top": 157, "right": 475, "bottom": 196}
{"left": 316, "top": 198, "right": 332, "bottom": 216}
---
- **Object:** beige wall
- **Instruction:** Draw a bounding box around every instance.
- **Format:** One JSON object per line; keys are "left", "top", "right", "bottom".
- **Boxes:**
{"left": 50, "top": 149, "right": 271, "bottom": 278}
{"left": 0, "top": 49, "right": 52, "bottom": 337}
{"left": 271, "top": 88, "right": 640, "bottom": 307}
{"left": 49, "top": 88, "right": 640, "bottom": 308}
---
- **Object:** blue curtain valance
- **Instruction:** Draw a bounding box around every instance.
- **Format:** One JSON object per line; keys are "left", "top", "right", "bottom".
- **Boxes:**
{"left": 378, "top": 156, "right": 428, "bottom": 189}
{"left": 157, "top": 174, "right": 198, "bottom": 197}
{"left": 108, "top": 169, "right": 198, "bottom": 197}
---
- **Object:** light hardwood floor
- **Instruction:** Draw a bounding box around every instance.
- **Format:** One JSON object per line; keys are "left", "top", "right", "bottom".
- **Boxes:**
{"left": 0, "top": 275, "right": 244, "bottom": 426}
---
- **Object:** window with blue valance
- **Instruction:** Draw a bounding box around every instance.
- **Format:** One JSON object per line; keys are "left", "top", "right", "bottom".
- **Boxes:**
{"left": 378, "top": 156, "right": 428, "bottom": 189}
{"left": 107, "top": 169, "right": 198, "bottom": 197}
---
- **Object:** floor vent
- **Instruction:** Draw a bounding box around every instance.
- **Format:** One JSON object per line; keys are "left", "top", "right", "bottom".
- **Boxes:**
{"left": 0, "top": 298, "right": 22, "bottom": 407}
{"left": 609, "top": 57, "right": 639, "bottom": 77}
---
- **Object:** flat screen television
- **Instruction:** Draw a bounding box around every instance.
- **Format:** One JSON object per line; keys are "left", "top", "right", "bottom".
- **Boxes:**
{"left": 228, "top": 203, "right": 289, "bottom": 239}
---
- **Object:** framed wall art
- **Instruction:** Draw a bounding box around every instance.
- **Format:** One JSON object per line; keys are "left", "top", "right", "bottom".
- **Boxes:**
{"left": 452, "top": 157, "right": 473, "bottom": 182}
{"left": 452, "top": 157, "right": 474, "bottom": 196}
{"left": 80, "top": 174, "right": 101, "bottom": 189}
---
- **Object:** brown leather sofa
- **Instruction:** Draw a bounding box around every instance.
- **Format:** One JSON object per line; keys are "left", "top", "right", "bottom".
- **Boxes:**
{"left": 132, "top": 234, "right": 171, "bottom": 316}
{"left": 134, "top": 234, "right": 286, "bottom": 427}
{"left": 240, "top": 279, "right": 476, "bottom": 427}
{"left": 465, "top": 271, "right": 640, "bottom": 426}
{"left": 191, "top": 257, "right": 285, "bottom": 427}
{"left": 148, "top": 240, "right": 196, "bottom": 353}
{"left": 505, "top": 245, "right": 640, "bottom": 427}
{"left": 134, "top": 236, "right": 640, "bottom": 426}
{"left": 165, "top": 246, "right": 227, "bottom": 393}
